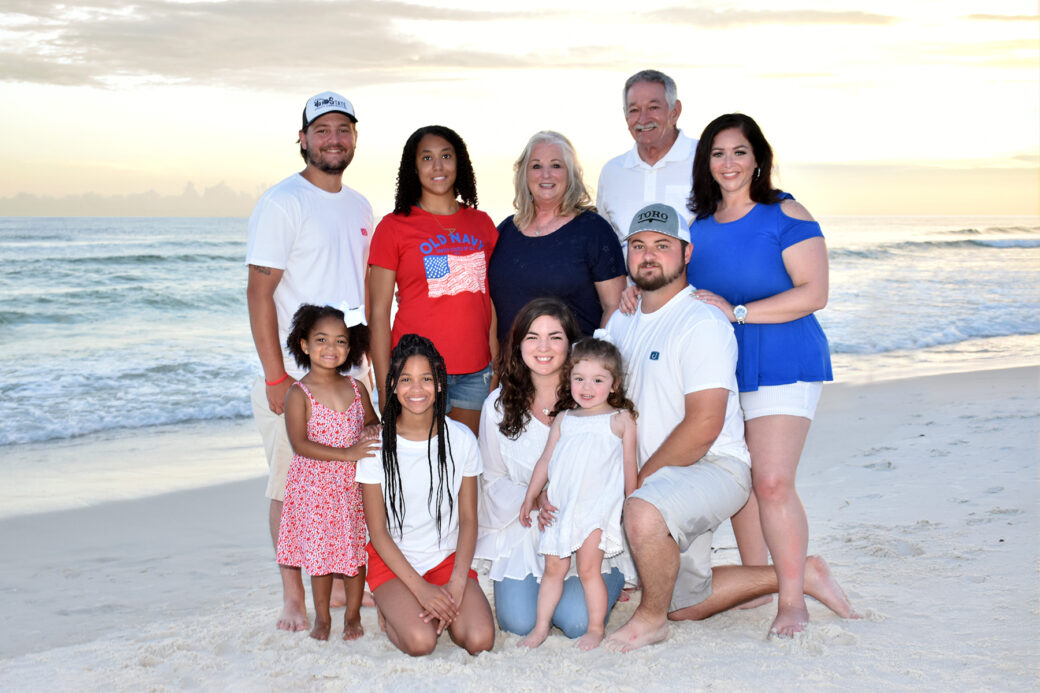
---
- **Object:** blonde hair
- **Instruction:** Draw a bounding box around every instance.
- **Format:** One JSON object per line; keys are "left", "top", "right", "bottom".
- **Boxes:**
{"left": 511, "top": 130, "right": 594, "bottom": 230}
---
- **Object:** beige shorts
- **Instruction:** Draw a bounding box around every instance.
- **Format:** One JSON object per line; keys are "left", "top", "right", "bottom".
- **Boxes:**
{"left": 629, "top": 454, "right": 751, "bottom": 612}
{"left": 250, "top": 376, "right": 294, "bottom": 501}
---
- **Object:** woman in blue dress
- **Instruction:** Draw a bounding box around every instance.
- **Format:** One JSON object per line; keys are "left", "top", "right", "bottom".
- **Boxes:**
{"left": 686, "top": 113, "right": 833, "bottom": 637}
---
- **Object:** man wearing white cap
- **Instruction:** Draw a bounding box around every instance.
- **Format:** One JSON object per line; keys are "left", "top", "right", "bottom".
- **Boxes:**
{"left": 245, "top": 91, "right": 373, "bottom": 631}
{"left": 604, "top": 204, "right": 857, "bottom": 651}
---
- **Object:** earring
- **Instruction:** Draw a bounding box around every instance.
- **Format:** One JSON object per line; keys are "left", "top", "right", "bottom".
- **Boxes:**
{"left": 754, "top": 167, "right": 761, "bottom": 180}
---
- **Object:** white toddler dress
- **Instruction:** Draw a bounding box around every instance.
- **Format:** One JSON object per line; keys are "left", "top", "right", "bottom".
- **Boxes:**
{"left": 539, "top": 409, "right": 626, "bottom": 559}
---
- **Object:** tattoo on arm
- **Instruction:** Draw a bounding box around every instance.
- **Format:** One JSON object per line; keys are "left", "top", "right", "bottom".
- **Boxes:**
{"left": 250, "top": 264, "right": 272, "bottom": 275}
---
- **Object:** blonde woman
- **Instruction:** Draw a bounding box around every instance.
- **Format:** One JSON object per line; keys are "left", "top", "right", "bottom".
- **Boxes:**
{"left": 488, "top": 131, "right": 626, "bottom": 344}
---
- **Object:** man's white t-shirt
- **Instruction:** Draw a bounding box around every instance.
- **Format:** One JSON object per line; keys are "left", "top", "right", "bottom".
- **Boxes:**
{"left": 596, "top": 130, "right": 698, "bottom": 244}
{"left": 606, "top": 285, "right": 749, "bottom": 467}
{"left": 356, "top": 419, "right": 482, "bottom": 574}
{"left": 245, "top": 173, "right": 373, "bottom": 378}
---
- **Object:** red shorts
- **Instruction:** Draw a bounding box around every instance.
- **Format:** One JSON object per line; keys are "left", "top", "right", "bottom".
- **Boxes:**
{"left": 365, "top": 543, "right": 478, "bottom": 592}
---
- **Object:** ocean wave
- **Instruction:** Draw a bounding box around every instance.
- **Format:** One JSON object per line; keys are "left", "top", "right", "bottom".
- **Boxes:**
{"left": 934, "top": 225, "right": 1039, "bottom": 236}
{"left": 831, "top": 237, "right": 1040, "bottom": 259}
{"left": 0, "top": 406, "right": 254, "bottom": 447}
{"left": 0, "top": 356, "right": 256, "bottom": 446}
{"left": 970, "top": 239, "right": 1040, "bottom": 249}
{"left": 55, "top": 252, "right": 239, "bottom": 265}
{"left": 830, "top": 324, "right": 1040, "bottom": 355}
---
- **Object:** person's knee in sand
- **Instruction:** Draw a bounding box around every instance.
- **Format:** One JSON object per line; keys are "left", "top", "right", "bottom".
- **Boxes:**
{"left": 601, "top": 204, "right": 858, "bottom": 652}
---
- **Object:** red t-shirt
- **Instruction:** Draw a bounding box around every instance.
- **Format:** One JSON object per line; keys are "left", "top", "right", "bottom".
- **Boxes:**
{"left": 369, "top": 205, "right": 498, "bottom": 374}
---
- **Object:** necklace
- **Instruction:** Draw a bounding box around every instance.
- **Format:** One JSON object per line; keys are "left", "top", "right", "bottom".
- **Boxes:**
{"left": 419, "top": 201, "right": 460, "bottom": 233}
{"left": 531, "top": 212, "right": 561, "bottom": 237}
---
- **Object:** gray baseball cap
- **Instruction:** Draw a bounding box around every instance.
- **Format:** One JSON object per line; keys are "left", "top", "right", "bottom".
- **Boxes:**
{"left": 625, "top": 203, "right": 690, "bottom": 243}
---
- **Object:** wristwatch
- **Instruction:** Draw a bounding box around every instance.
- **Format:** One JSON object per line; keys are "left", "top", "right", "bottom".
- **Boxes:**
{"left": 733, "top": 304, "right": 748, "bottom": 324}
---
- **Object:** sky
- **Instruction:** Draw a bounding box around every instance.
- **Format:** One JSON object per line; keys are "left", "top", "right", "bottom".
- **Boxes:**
{"left": 1, "top": 0, "right": 1037, "bottom": 218}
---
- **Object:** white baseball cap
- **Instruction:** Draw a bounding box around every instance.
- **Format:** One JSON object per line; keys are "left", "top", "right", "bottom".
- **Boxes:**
{"left": 302, "top": 91, "right": 357, "bottom": 129}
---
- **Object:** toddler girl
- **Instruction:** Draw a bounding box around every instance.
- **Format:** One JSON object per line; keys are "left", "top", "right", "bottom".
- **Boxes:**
{"left": 277, "top": 304, "right": 380, "bottom": 641}
{"left": 357, "top": 334, "right": 495, "bottom": 656}
{"left": 518, "top": 335, "right": 637, "bottom": 650}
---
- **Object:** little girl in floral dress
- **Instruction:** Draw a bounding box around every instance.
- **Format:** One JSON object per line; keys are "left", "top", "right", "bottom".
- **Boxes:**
{"left": 277, "top": 304, "right": 380, "bottom": 641}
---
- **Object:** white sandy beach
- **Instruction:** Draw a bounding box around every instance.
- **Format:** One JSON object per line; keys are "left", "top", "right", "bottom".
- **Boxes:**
{"left": 0, "top": 366, "right": 1036, "bottom": 691}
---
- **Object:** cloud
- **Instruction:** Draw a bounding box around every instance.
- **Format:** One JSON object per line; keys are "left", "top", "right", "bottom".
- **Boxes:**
{"left": 1, "top": 1, "right": 903, "bottom": 90}
{"left": 0, "top": 0, "right": 556, "bottom": 89}
{"left": 967, "top": 14, "right": 1040, "bottom": 21}
{"left": 917, "top": 38, "right": 1040, "bottom": 68}
{"left": 645, "top": 7, "right": 896, "bottom": 27}
{"left": 0, "top": 181, "right": 259, "bottom": 217}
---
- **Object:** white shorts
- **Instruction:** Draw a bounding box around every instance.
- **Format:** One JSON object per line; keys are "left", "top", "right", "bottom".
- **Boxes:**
{"left": 250, "top": 376, "right": 294, "bottom": 501}
{"left": 739, "top": 381, "right": 823, "bottom": 421}
{"left": 628, "top": 454, "right": 751, "bottom": 611}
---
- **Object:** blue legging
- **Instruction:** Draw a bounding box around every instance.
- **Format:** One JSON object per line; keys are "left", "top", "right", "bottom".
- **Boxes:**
{"left": 492, "top": 568, "right": 626, "bottom": 639}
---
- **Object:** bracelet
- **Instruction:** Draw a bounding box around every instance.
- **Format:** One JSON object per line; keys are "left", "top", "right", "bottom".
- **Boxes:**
{"left": 265, "top": 372, "right": 289, "bottom": 387}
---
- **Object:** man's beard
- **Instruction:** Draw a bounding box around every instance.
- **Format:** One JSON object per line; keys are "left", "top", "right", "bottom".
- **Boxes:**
{"left": 631, "top": 261, "right": 684, "bottom": 291}
{"left": 307, "top": 147, "right": 351, "bottom": 174}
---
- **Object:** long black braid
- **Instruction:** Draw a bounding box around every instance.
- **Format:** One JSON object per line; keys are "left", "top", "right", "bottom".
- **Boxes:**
{"left": 379, "top": 334, "right": 455, "bottom": 541}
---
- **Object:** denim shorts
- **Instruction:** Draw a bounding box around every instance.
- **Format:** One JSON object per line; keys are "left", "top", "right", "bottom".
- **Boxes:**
{"left": 445, "top": 362, "right": 493, "bottom": 412}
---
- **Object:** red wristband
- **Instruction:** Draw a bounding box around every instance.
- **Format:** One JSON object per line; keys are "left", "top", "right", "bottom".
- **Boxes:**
{"left": 265, "top": 372, "right": 289, "bottom": 387}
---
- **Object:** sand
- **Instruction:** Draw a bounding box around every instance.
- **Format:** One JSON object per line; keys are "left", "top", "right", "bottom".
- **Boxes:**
{"left": 0, "top": 367, "right": 1036, "bottom": 691}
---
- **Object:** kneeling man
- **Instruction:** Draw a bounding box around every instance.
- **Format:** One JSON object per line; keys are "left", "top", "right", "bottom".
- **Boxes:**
{"left": 604, "top": 204, "right": 856, "bottom": 651}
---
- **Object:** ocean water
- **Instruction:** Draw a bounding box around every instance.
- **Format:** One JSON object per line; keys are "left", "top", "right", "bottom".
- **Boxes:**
{"left": 0, "top": 215, "right": 1038, "bottom": 449}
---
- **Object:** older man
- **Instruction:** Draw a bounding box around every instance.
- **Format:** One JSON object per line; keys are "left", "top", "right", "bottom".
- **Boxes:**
{"left": 246, "top": 91, "right": 373, "bottom": 632}
{"left": 603, "top": 204, "right": 857, "bottom": 651}
{"left": 596, "top": 70, "right": 698, "bottom": 244}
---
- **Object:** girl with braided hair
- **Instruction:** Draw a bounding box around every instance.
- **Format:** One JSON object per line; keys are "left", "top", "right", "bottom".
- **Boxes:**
{"left": 356, "top": 334, "right": 494, "bottom": 656}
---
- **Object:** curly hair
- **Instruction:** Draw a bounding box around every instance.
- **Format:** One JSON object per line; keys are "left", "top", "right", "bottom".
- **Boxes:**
{"left": 285, "top": 304, "right": 369, "bottom": 372}
{"left": 393, "top": 125, "right": 478, "bottom": 216}
{"left": 379, "top": 334, "right": 455, "bottom": 539}
{"left": 494, "top": 297, "right": 583, "bottom": 439}
{"left": 551, "top": 337, "right": 637, "bottom": 418}
{"left": 510, "top": 130, "right": 595, "bottom": 230}
{"left": 688, "top": 113, "right": 784, "bottom": 220}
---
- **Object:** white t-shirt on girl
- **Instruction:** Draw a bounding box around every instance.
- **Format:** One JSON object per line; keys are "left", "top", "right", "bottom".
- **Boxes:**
{"left": 357, "top": 418, "right": 482, "bottom": 574}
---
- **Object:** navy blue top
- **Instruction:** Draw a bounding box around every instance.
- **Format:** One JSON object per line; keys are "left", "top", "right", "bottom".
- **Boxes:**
{"left": 489, "top": 211, "right": 626, "bottom": 341}
{"left": 687, "top": 201, "right": 833, "bottom": 392}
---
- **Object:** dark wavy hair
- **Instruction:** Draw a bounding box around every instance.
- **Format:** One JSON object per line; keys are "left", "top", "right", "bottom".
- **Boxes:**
{"left": 379, "top": 334, "right": 455, "bottom": 540}
{"left": 688, "top": 113, "right": 784, "bottom": 220}
{"left": 551, "top": 337, "right": 637, "bottom": 418}
{"left": 285, "top": 304, "right": 369, "bottom": 372}
{"left": 393, "top": 125, "right": 479, "bottom": 216}
{"left": 494, "top": 297, "right": 583, "bottom": 439}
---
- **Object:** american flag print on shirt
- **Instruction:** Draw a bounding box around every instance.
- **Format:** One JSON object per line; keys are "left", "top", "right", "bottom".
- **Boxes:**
{"left": 423, "top": 252, "right": 487, "bottom": 298}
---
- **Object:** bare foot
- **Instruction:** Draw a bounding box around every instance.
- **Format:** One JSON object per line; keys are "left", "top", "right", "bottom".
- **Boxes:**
{"left": 576, "top": 629, "right": 604, "bottom": 651}
{"left": 362, "top": 591, "right": 376, "bottom": 608}
{"left": 343, "top": 614, "right": 364, "bottom": 641}
{"left": 276, "top": 600, "right": 309, "bottom": 632}
{"left": 804, "top": 555, "right": 859, "bottom": 619}
{"left": 330, "top": 578, "right": 347, "bottom": 608}
{"left": 603, "top": 611, "right": 669, "bottom": 653}
{"left": 310, "top": 617, "right": 331, "bottom": 641}
{"left": 737, "top": 594, "right": 773, "bottom": 610}
{"left": 769, "top": 601, "right": 809, "bottom": 638}
{"left": 617, "top": 586, "right": 637, "bottom": 603}
{"left": 517, "top": 626, "right": 550, "bottom": 649}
